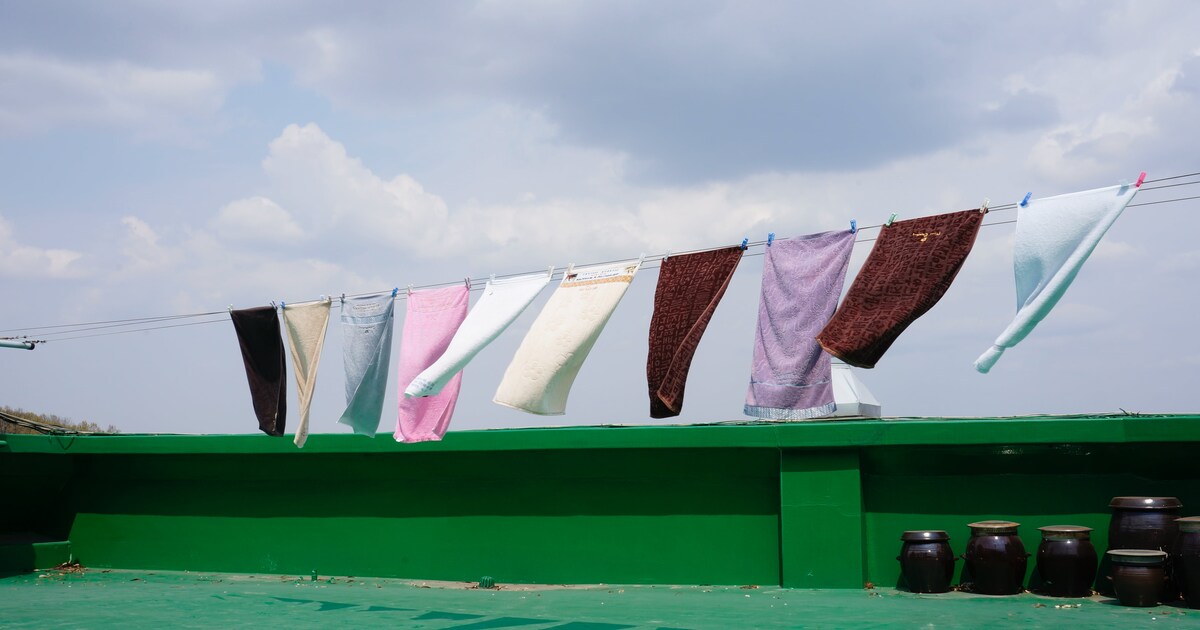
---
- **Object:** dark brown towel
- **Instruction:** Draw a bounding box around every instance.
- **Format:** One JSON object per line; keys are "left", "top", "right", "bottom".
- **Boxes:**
{"left": 647, "top": 247, "right": 742, "bottom": 418}
{"left": 817, "top": 209, "right": 984, "bottom": 368}
{"left": 231, "top": 306, "right": 287, "bottom": 436}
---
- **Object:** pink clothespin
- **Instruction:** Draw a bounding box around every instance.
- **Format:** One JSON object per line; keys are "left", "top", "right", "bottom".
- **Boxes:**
{"left": 1135, "top": 172, "right": 1146, "bottom": 188}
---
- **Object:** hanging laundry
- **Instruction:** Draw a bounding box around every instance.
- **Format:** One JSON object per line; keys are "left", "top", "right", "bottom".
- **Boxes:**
{"left": 975, "top": 183, "right": 1139, "bottom": 373}
{"left": 394, "top": 285, "right": 470, "bottom": 443}
{"left": 817, "top": 209, "right": 984, "bottom": 368}
{"left": 338, "top": 295, "right": 395, "bottom": 437}
{"left": 745, "top": 230, "right": 855, "bottom": 419}
{"left": 230, "top": 306, "right": 287, "bottom": 436}
{"left": 406, "top": 271, "right": 551, "bottom": 399}
{"left": 494, "top": 260, "right": 641, "bottom": 415}
{"left": 282, "top": 300, "right": 330, "bottom": 448}
{"left": 647, "top": 247, "right": 742, "bottom": 418}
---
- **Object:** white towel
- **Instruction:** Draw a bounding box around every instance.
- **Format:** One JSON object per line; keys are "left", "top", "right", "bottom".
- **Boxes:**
{"left": 405, "top": 271, "right": 552, "bottom": 399}
{"left": 975, "top": 183, "right": 1139, "bottom": 373}
{"left": 282, "top": 300, "right": 331, "bottom": 447}
{"left": 494, "top": 260, "right": 640, "bottom": 415}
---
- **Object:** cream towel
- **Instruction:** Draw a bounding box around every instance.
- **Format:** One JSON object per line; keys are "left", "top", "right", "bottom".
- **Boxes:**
{"left": 405, "top": 271, "right": 552, "bottom": 399}
{"left": 975, "top": 183, "right": 1139, "bottom": 373}
{"left": 282, "top": 300, "right": 331, "bottom": 448}
{"left": 494, "top": 260, "right": 640, "bottom": 415}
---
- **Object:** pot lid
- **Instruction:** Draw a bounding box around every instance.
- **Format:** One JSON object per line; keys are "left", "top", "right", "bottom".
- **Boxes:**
{"left": 968, "top": 520, "right": 1020, "bottom": 534}
{"left": 1038, "top": 525, "right": 1092, "bottom": 539}
{"left": 901, "top": 530, "right": 950, "bottom": 542}
{"left": 1109, "top": 496, "right": 1182, "bottom": 510}
{"left": 1107, "top": 549, "right": 1168, "bottom": 565}
{"left": 1177, "top": 516, "right": 1200, "bottom": 533}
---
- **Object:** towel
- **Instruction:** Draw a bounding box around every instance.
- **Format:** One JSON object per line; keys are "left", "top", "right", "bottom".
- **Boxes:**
{"left": 494, "top": 260, "right": 641, "bottom": 415}
{"left": 647, "top": 247, "right": 742, "bottom": 418}
{"left": 405, "top": 271, "right": 551, "bottom": 399}
{"left": 230, "top": 306, "right": 287, "bottom": 436}
{"left": 745, "top": 230, "right": 856, "bottom": 419}
{"left": 337, "top": 295, "right": 395, "bottom": 437}
{"left": 818, "top": 209, "right": 984, "bottom": 368}
{"left": 282, "top": 300, "right": 330, "bottom": 448}
{"left": 394, "top": 285, "right": 470, "bottom": 443}
{"left": 975, "top": 183, "right": 1139, "bottom": 373}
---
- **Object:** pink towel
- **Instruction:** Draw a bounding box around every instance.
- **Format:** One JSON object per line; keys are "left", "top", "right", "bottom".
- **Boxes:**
{"left": 394, "top": 285, "right": 469, "bottom": 443}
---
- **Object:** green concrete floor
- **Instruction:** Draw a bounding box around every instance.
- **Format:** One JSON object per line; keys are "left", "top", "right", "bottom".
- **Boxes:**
{"left": 2, "top": 569, "right": 1197, "bottom": 629}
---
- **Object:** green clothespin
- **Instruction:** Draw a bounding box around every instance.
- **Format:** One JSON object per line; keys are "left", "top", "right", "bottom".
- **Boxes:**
{"left": 885, "top": 213, "right": 898, "bottom": 227}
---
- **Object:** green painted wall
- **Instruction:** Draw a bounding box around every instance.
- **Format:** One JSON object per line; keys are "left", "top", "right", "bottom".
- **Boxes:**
{"left": 2, "top": 414, "right": 1199, "bottom": 587}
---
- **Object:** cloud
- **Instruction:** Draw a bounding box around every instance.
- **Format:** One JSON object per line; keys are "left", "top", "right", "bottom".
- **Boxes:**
{"left": 0, "top": 216, "right": 85, "bottom": 277}
{"left": 119, "top": 216, "right": 180, "bottom": 274}
{"left": 0, "top": 53, "right": 229, "bottom": 139}
{"left": 214, "top": 196, "right": 304, "bottom": 242}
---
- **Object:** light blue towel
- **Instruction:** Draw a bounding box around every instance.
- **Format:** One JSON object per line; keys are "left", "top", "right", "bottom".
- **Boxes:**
{"left": 975, "top": 183, "right": 1139, "bottom": 373}
{"left": 338, "top": 295, "right": 395, "bottom": 436}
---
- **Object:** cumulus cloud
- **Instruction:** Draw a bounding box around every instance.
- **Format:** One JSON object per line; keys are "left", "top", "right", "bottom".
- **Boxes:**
{"left": 214, "top": 196, "right": 304, "bottom": 242}
{"left": 119, "top": 216, "right": 180, "bottom": 274}
{"left": 0, "top": 216, "right": 84, "bottom": 277}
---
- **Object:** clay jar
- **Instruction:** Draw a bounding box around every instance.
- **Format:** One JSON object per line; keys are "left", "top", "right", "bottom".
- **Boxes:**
{"left": 1036, "top": 525, "right": 1097, "bottom": 598}
{"left": 898, "top": 530, "right": 956, "bottom": 593}
{"left": 962, "top": 521, "right": 1028, "bottom": 595}
{"left": 1108, "top": 549, "right": 1168, "bottom": 607}
{"left": 1109, "top": 496, "right": 1183, "bottom": 551}
{"left": 1175, "top": 516, "right": 1200, "bottom": 609}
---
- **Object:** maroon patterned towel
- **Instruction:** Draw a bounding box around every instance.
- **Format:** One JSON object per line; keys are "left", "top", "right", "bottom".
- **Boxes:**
{"left": 646, "top": 247, "right": 742, "bottom": 418}
{"left": 817, "top": 209, "right": 984, "bottom": 368}
{"left": 231, "top": 306, "right": 287, "bottom": 436}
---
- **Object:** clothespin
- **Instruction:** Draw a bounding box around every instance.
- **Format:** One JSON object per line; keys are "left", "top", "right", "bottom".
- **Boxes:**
{"left": 767, "top": 232, "right": 775, "bottom": 247}
{"left": 404, "top": 285, "right": 411, "bottom": 296}
{"left": 394, "top": 287, "right": 402, "bottom": 298}
{"left": 1135, "top": 171, "right": 1147, "bottom": 188}
{"left": 464, "top": 277, "right": 471, "bottom": 290}
{"left": 664, "top": 250, "right": 671, "bottom": 261}
{"left": 491, "top": 274, "right": 497, "bottom": 284}
{"left": 850, "top": 219, "right": 857, "bottom": 234}
{"left": 566, "top": 263, "right": 575, "bottom": 277}
{"left": 547, "top": 265, "right": 555, "bottom": 278}
{"left": 886, "top": 213, "right": 898, "bottom": 227}
{"left": 1020, "top": 192, "right": 1032, "bottom": 208}
{"left": 228, "top": 304, "right": 233, "bottom": 313}
{"left": 740, "top": 237, "right": 749, "bottom": 250}
{"left": 270, "top": 300, "right": 276, "bottom": 309}
{"left": 280, "top": 300, "right": 285, "bottom": 310}
{"left": 340, "top": 293, "right": 345, "bottom": 305}
{"left": 980, "top": 198, "right": 990, "bottom": 214}
{"left": 638, "top": 252, "right": 646, "bottom": 265}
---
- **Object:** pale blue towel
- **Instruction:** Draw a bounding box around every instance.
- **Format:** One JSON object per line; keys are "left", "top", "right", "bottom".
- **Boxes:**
{"left": 338, "top": 295, "right": 395, "bottom": 436}
{"left": 975, "top": 183, "right": 1139, "bottom": 373}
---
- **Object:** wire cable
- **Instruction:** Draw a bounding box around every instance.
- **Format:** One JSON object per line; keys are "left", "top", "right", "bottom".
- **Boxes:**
{"left": 17, "top": 174, "right": 1200, "bottom": 344}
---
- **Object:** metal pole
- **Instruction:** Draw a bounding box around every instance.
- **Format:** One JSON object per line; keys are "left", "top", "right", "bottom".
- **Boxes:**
{"left": 0, "top": 339, "right": 35, "bottom": 350}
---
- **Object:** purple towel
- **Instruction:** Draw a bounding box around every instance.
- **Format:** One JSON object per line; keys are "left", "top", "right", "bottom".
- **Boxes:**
{"left": 231, "top": 306, "right": 287, "bottom": 436}
{"left": 745, "top": 230, "right": 855, "bottom": 419}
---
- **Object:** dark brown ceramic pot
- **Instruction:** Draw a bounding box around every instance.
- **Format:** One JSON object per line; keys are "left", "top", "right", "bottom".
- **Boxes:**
{"left": 1108, "top": 549, "right": 1168, "bottom": 607}
{"left": 898, "top": 530, "right": 955, "bottom": 593}
{"left": 962, "top": 521, "right": 1028, "bottom": 595}
{"left": 1175, "top": 517, "right": 1200, "bottom": 609}
{"left": 1036, "top": 525, "right": 1097, "bottom": 598}
{"left": 1102, "top": 497, "right": 1182, "bottom": 597}
{"left": 1109, "top": 497, "right": 1183, "bottom": 551}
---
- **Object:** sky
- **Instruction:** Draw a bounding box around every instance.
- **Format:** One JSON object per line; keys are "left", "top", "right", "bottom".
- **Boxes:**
{"left": 1, "top": 1, "right": 1199, "bottom": 435}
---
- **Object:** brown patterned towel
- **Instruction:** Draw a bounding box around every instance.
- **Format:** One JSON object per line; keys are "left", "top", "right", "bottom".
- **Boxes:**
{"left": 647, "top": 247, "right": 742, "bottom": 418}
{"left": 817, "top": 209, "right": 984, "bottom": 368}
{"left": 231, "top": 306, "right": 287, "bottom": 436}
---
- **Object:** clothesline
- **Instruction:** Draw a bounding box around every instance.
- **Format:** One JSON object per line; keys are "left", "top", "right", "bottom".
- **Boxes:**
{"left": 6, "top": 171, "right": 1199, "bottom": 344}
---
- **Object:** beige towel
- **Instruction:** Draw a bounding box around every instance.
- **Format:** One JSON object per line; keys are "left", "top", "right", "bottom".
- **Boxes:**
{"left": 494, "top": 260, "right": 640, "bottom": 415}
{"left": 282, "top": 300, "right": 331, "bottom": 448}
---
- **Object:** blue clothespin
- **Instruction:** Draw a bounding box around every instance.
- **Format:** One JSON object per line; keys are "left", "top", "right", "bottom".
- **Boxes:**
{"left": 767, "top": 232, "right": 775, "bottom": 247}
{"left": 740, "top": 237, "right": 748, "bottom": 250}
{"left": 280, "top": 300, "right": 285, "bottom": 310}
{"left": 392, "top": 287, "right": 399, "bottom": 298}
{"left": 850, "top": 219, "right": 857, "bottom": 234}
{"left": 886, "top": 213, "right": 898, "bottom": 227}
{"left": 1020, "top": 192, "right": 1032, "bottom": 207}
